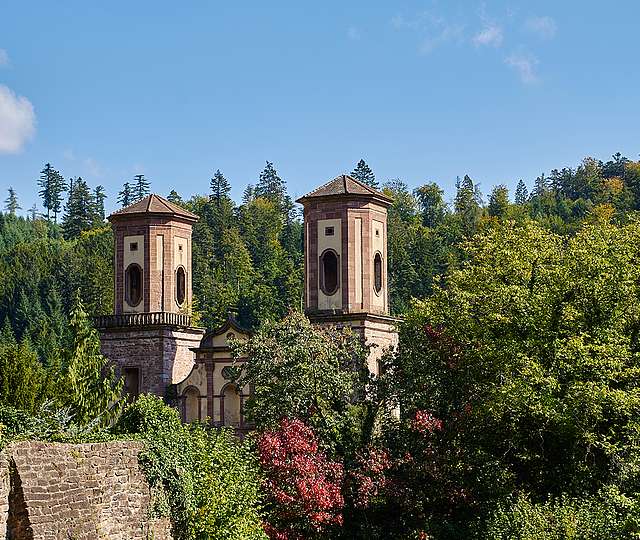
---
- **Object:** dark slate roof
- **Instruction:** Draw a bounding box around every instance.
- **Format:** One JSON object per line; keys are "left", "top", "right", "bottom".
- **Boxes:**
{"left": 296, "top": 175, "right": 393, "bottom": 205}
{"left": 109, "top": 194, "right": 198, "bottom": 222}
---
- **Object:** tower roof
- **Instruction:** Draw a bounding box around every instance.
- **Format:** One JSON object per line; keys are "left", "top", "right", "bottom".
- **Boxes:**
{"left": 296, "top": 174, "right": 393, "bottom": 206}
{"left": 108, "top": 194, "right": 198, "bottom": 222}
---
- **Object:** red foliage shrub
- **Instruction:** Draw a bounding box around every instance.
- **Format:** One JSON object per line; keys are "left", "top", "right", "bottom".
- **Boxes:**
{"left": 258, "top": 418, "right": 344, "bottom": 539}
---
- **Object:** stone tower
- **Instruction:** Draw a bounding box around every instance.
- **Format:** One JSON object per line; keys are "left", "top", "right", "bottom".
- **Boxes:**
{"left": 95, "top": 195, "right": 205, "bottom": 398}
{"left": 297, "top": 175, "right": 399, "bottom": 374}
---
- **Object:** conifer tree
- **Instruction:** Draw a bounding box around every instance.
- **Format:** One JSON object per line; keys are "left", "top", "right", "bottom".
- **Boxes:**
{"left": 118, "top": 182, "right": 132, "bottom": 207}
{"left": 4, "top": 187, "right": 20, "bottom": 215}
{"left": 38, "top": 163, "right": 65, "bottom": 222}
{"left": 167, "top": 190, "right": 184, "bottom": 205}
{"left": 255, "top": 162, "right": 286, "bottom": 207}
{"left": 62, "top": 177, "right": 95, "bottom": 239}
{"left": 63, "top": 292, "right": 124, "bottom": 427}
{"left": 133, "top": 174, "right": 150, "bottom": 201}
{"left": 28, "top": 204, "right": 39, "bottom": 221}
{"left": 415, "top": 182, "right": 447, "bottom": 228}
{"left": 515, "top": 179, "right": 529, "bottom": 205}
{"left": 488, "top": 185, "right": 510, "bottom": 218}
{"left": 351, "top": 159, "right": 378, "bottom": 189}
{"left": 93, "top": 185, "right": 107, "bottom": 222}
{"left": 210, "top": 169, "right": 231, "bottom": 204}
{"left": 242, "top": 184, "right": 255, "bottom": 205}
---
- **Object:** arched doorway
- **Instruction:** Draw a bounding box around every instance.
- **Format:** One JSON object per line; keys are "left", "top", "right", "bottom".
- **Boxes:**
{"left": 221, "top": 384, "right": 241, "bottom": 427}
{"left": 182, "top": 386, "right": 200, "bottom": 423}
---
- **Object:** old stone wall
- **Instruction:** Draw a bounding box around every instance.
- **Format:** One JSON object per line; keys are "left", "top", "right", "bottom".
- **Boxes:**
{"left": 0, "top": 440, "right": 172, "bottom": 540}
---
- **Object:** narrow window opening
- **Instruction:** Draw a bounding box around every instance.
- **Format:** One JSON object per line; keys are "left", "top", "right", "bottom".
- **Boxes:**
{"left": 123, "top": 367, "right": 140, "bottom": 401}
{"left": 125, "top": 264, "right": 143, "bottom": 306}
{"left": 374, "top": 252, "right": 383, "bottom": 294}
{"left": 176, "top": 266, "right": 187, "bottom": 305}
{"left": 320, "top": 249, "right": 339, "bottom": 296}
{"left": 325, "top": 226, "right": 335, "bottom": 236}
{"left": 130, "top": 242, "right": 138, "bottom": 251}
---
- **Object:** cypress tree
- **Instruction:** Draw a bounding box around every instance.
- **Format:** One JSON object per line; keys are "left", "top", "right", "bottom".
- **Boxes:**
{"left": 4, "top": 187, "right": 21, "bottom": 215}
{"left": 351, "top": 159, "right": 378, "bottom": 189}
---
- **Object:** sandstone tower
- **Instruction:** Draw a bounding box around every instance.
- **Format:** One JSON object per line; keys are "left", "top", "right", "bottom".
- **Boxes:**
{"left": 95, "top": 195, "right": 205, "bottom": 397}
{"left": 297, "top": 175, "right": 399, "bottom": 374}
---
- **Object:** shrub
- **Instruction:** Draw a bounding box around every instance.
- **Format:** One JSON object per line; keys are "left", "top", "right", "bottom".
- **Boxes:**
{"left": 116, "top": 395, "right": 266, "bottom": 540}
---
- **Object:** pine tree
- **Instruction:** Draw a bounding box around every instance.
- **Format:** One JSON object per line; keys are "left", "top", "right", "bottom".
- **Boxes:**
{"left": 242, "top": 184, "right": 255, "bottom": 205}
{"left": 515, "top": 179, "right": 529, "bottom": 205}
{"left": 118, "top": 182, "right": 132, "bottom": 207}
{"left": 351, "top": 159, "right": 378, "bottom": 189}
{"left": 29, "top": 204, "right": 39, "bottom": 221}
{"left": 38, "top": 163, "right": 65, "bottom": 222}
{"left": 93, "top": 185, "right": 107, "bottom": 222}
{"left": 133, "top": 174, "right": 150, "bottom": 201}
{"left": 415, "top": 182, "right": 447, "bottom": 228}
{"left": 4, "top": 187, "right": 21, "bottom": 215}
{"left": 62, "top": 177, "right": 95, "bottom": 239}
{"left": 488, "top": 185, "right": 510, "bottom": 218}
{"left": 255, "top": 162, "right": 286, "bottom": 207}
{"left": 63, "top": 292, "right": 124, "bottom": 427}
{"left": 532, "top": 173, "right": 549, "bottom": 199}
{"left": 167, "top": 190, "right": 184, "bottom": 205}
{"left": 210, "top": 169, "right": 231, "bottom": 205}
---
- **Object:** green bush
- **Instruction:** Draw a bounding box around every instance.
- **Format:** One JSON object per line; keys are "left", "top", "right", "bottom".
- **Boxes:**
{"left": 485, "top": 487, "right": 640, "bottom": 539}
{"left": 115, "top": 395, "right": 266, "bottom": 540}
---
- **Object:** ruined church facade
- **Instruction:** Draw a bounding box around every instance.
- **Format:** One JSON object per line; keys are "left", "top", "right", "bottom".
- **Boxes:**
{"left": 96, "top": 175, "right": 398, "bottom": 429}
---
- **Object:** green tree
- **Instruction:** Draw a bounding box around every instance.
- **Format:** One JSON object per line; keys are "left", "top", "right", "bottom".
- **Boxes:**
{"left": 167, "top": 189, "right": 184, "bottom": 205}
{"left": 4, "top": 187, "right": 20, "bottom": 215}
{"left": 62, "top": 293, "right": 123, "bottom": 427}
{"left": 395, "top": 219, "right": 640, "bottom": 535}
{"left": 236, "top": 312, "right": 373, "bottom": 455}
{"left": 415, "top": 182, "right": 447, "bottom": 228}
{"left": 210, "top": 169, "right": 231, "bottom": 204}
{"left": 62, "top": 177, "right": 96, "bottom": 239}
{"left": 515, "top": 179, "right": 529, "bottom": 205}
{"left": 488, "top": 184, "right": 510, "bottom": 218}
{"left": 93, "top": 185, "right": 107, "bottom": 222}
{"left": 351, "top": 159, "right": 378, "bottom": 189}
{"left": 38, "top": 163, "right": 65, "bottom": 222}
{"left": 118, "top": 181, "right": 132, "bottom": 207}
{"left": 133, "top": 174, "right": 150, "bottom": 201}
{"left": 255, "top": 161, "right": 287, "bottom": 209}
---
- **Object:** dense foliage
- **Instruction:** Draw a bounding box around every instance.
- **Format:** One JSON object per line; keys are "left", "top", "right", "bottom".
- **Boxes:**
{"left": 4, "top": 153, "right": 640, "bottom": 537}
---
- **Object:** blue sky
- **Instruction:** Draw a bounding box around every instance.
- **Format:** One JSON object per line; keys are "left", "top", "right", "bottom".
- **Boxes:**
{"left": 1, "top": 1, "right": 639, "bottom": 214}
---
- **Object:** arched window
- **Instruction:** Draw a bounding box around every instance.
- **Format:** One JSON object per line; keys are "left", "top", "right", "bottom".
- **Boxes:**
{"left": 374, "top": 252, "right": 383, "bottom": 294}
{"left": 125, "top": 264, "right": 142, "bottom": 307}
{"left": 320, "top": 249, "right": 339, "bottom": 296}
{"left": 222, "top": 384, "right": 241, "bottom": 427}
{"left": 182, "top": 386, "right": 200, "bottom": 423}
{"left": 176, "top": 266, "right": 186, "bottom": 305}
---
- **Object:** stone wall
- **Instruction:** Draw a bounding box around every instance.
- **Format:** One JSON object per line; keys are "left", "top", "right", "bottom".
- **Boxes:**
{"left": 0, "top": 440, "right": 172, "bottom": 539}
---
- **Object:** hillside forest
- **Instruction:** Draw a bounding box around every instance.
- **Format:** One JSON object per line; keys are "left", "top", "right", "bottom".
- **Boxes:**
{"left": 1, "top": 153, "right": 640, "bottom": 538}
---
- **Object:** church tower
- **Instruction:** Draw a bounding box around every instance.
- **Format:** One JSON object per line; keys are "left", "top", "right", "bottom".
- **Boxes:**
{"left": 297, "top": 175, "right": 399, "bottom": 374}
{"left": 95, "top": 195, "right": 205, "bottom": 397}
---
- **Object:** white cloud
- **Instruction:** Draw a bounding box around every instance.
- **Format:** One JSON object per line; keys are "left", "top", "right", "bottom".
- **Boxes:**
{"left": 0, "top": 84, "right": 35, "bottom": 153}
{"left": 0, "top": 49, "right": 8, "bottom": 67}
{"left": 473, "top": 24, "right": 503, "bottom": 47}
{"left": 84, "top": 157, "right": 103, "bottom": 177}
{"left": 505, "top": 52, "right": 539, "bottom": 83}
{"left": 525, "top": 16, "right": 557, "bottom": 39}
{"left": 347, "top": 26, "right": 361, "bottom": 41}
